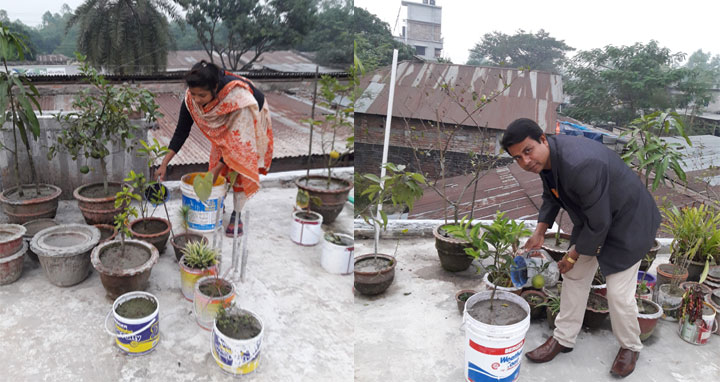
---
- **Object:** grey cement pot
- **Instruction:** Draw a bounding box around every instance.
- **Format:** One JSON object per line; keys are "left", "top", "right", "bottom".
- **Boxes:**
{"left": 30, "top": 224, "right": 100, "bottom": 287}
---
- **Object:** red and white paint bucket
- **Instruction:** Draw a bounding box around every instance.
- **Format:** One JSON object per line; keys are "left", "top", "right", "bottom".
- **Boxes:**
{"left": 290, "top": 210, "right": 323, "bottom": 246}
{"left": 463, "top": 290, "right": 530, "bottom": 381}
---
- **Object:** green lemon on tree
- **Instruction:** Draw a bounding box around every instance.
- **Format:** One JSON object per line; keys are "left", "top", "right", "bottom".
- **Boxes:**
{"left": 80, "top": 165, "right": 90, "bottom": 174}
{"left": 531, "top": 274, "right": 545, "bottom": 289}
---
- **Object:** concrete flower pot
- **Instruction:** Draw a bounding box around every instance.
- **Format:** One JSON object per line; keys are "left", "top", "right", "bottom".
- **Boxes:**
{"left": 30, "top": 224, "right": 100, "bottom": 287}
{"left": 0, "top": 184, "right": 61, "bottom": 224}
{"left": 23, "top": 219, "right": 58, "bottom": 261}
{"left": 91, "top": 239, "right": 159, "bottom": 300}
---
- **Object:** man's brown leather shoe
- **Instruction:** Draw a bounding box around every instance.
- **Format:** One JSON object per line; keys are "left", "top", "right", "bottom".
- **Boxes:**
{"left": 525, "top": 337, "right": 572, "bottom": 363}
{"left": 610, "top": 348, "right": 639, "bottom": 377}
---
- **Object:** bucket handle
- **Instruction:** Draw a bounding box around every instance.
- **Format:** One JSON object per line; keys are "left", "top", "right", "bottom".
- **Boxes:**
{"left": 104, "top": 310, "right": 157, "bottom": 338}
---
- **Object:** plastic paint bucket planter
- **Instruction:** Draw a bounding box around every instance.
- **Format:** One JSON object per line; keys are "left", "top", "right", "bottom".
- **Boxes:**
{"left": 463, "top": 290, "right": 530, "bottom": 382}
{"left": 321, "top": 233, "right": 354, "bottom": 274}
{"left": 105, "top": 291, "right": 160, "bottom": 355}
{"left": 180, "top": 173, "right": 227, "bottom": 233}
{"left": 179, "top": 255, "right": 218, "bottom": 301}
{"left": 290, "top": 210, "right": 323, "bottom": 246}
{"left": 211, "top": 308, "right": 264, "bottom": 376}
{"left": 194, "top": 276, "right": 236, "bottom": 330}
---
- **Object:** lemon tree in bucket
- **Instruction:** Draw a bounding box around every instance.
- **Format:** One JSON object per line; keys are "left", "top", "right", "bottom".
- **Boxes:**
{"left": 104, "top": 291, "right": 160, "bottom": 355}
{"left": 354, "top": 163, "right": 425, "bottom": 296}
{"left": 445, "top": 212, "right": 532, "bottom": 382}
{"left": 179, "top": 240, "right": 218, "bottom": 301}
{"left": 212, "top": 303, "right": 264, "bottom": 375}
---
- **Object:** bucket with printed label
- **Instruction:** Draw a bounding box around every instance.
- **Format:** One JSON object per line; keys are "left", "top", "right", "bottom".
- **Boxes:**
{"left": 105, "top": 291, "right": 160, "bottom": 355}
{"left": 211, "top": 307, "right": 264, "bottom": 375}
{"left": 463, "top": 290, "right": 530, "bottom": 382}
{"left": 181, "top": 173, "right": 227, "bottom": 233}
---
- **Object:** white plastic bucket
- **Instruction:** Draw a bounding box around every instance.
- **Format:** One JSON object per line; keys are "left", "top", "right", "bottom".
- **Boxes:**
{"left": 211, "top": 307, "right": 264, "bottom": 375}
{"left": 463, "top": 290, "right": 530, "bottom": 382}
{"left": 181, "top": 173, "right": 227, "bottom": 233}
{"left": 105, "top": 291, "right": 160, "bottom": 355}
{"left": 321, "top": 233, "right": 353, "bottom": 274}
{"left": 290, "top": 210, "right": 323, "bottom": 246}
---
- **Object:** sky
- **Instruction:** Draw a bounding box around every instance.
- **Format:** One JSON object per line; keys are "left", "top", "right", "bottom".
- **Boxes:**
{"left": 1, "top": 1, "right": 86, "bottom": 25}
{"left": 355, "top": 0, "right": 720, "bottom": 65}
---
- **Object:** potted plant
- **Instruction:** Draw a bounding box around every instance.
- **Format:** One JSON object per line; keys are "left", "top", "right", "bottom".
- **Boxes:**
{"left": 106, "top": 291, "right": 160, "bottom": 355}
{"left": 541, "top": 210, "right": 571, "bottom": 262}
{"left": 354, "top": 163, "right": 426, "bottom": 296}
{"left": 194, "top": 274, "right": 236, "bottom": 330}
{"left": 295, "top": 71, "right": 355, "bottom": 223}
{"left": 49, "top": 53, "right": 162, "bottom": 225}
{"left": 446, "top": 211, "right": 532, "bottom": 295}
{"left": 211, "top": 303, "right": 264, "bottom": 375}
{"left": 540, "top": 294, "right": 562, "bottom": 330}
{"left": 583, "top": 292, "right": 610, "bottom": 330}
{"left": 639, "top": 240, "right": 661, "bottom": 272}
{"left": 591, "top": 268, "right": 607, "bottom": 296}
{"left": 679, "top": 283, "right": 716, "bottom": 345}
{"left": 636, "top": 280, "right": 653, "bottom": 301}
{"left": 126, "top": 139, "right": 172, "bottom": 253}
{"left": 664, "top": 204, "right": 720, "bottom": 281}
{"left": 636, "top": 297, "right": 663, "bottom": 341}
{"left": 321, "top": 231, "right": 354, "bottom": 274}
{"left": 90, "top": 185, "right": 159, "bottom": 299}
{"left": 521, "top": 289, "right": 548, "bottom": 320}
{"left": 455, "top": 289, "right": 477, "bottom": 314}
{"left": 170, "top": 205, "right": 208, "bottom": 261}
{"left": 0, "top": 22, "right": 62, "bottom": 223}
{"left": 179, "top": 240, "right": 219, "bottom": 301}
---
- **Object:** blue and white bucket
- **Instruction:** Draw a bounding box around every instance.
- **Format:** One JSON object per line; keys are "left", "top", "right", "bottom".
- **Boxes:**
{"left": 211, "top": 307, "right": 264, "bottom": 375}
{"left": 181, "top": 173, "right": 227, "bottom": 233}
{"left": 463, "top": 290, "right": 530, "bottom": 381}
{"left": 104, "top": 291, "right": 160, "bottom": 355}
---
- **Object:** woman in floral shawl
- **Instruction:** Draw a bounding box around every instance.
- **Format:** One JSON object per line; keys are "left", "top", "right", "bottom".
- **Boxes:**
{"left": 157, "top": 61, "right": 273, "bottom": 236}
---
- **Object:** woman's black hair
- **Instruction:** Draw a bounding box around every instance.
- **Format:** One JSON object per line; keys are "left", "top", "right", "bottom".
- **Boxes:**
{"left": 500, "top": 118, "right": 545, "bottom": 152}
{"left": 185, "top": 60, "right": 223, "bottom": 96}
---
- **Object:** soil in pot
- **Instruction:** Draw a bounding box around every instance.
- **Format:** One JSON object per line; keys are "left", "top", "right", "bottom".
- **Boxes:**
{"left": 299, "top": 178, "right": 349, "bottom": 191}
{"left": 200, "top": 279, "right": 233, "bottom": 297}
{"left": 544, "top": 237, "right": 570, "bottom": 253}
{"left": 100, "top": 245, "right": 151, "bottom": 270}
{"left": 467, "top": 299, "right": 526, "bottom": 325}
{"left": 132, "top": 220, "right": 168, "bottom": 234}
{"left": 355, "top": 257, "right": 393, "bottom": 273}
{"left": 3, "top": 186, "right": 56, "bottom": 200}
{"left": 79, "top": 183, "right": 123, "bottom": 198}
{"left": 218, "top": 314, "right": 262, "bottom": 339}
{"left": 116, "top": 296, "right": 157, "bottom": 319}
{"left": 637, "top": 298, "right": 659, "bottom": 315}
{"left": 522, "top": 292, "right": 548, "bottom": 320}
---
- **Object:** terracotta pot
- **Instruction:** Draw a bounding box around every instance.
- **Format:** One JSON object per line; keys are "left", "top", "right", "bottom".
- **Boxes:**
{"left": 521, "top": 289, "right": 548, "bottom": 319}
{"left": 0, "top": 184, "right": 62, "bottom": 224}
{"left": 656, "top": 263, "right": 689, "bottom": 288}
{"left": 91, "top": 239, "right": 159, "bottom": 299}
{"left": 680, "top": 281, "right": 713, "bottom": 297}
{"left": 93, "top": 224, "right": 118, "bottom": 245}
{"left": 433, "top": 224, "right": 474, "bottom": 272}
{"left": 455, "top": 289, "right": 477, "bottom": 314}
{"left": 637, "top": 298, "right": 663, "bottom": 341}
{"left": 546, "top": 305, "right": 560, "bottom": 330}
{"left": 354, "top": 253, "right": 396, "bottom": 296}
{"left": 129, "top": 217, "right": 171, "bottom": 254}
{"left": 23, "top": 219, "right": 58, "bottom": 261}
{"left": 0, "top": 224, "right": 26, "bottom": 259}
{"left": 170, "top": 232, "right": 208, "bottom": 262}
{"left": 639, "top": 240, "right": 661, "bottom": 272}
{"left": 74, "top": 182, "right": 130, "bottom": 225}
{"left": 583, "top": 292, "right": 609, "bottom": 329}
{"left": 0, "top": 241, "right": 26, "bottom": 285}
{"left": 295, "top": 176, "right": 352, "bottom": 223}
{"left": 541, "top": 232, "right": 571, "bottom": 262}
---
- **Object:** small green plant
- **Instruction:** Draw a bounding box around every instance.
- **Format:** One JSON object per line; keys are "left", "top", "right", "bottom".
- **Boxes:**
{"left": 537, "top": 295, "right": 561, "bottom": 316}
{"left": 637, "top": 280, "right": 650, "bottom": 294}
{"left": 181, "top": 240, "right": 218, "bottom": 269}
{"left": 215, "top": 303, "right": 262, "bottom": 339}
{"left": 179, "top": 205, "right": 191, "bottom": 232}
{"left": 113, "top": 186, "right": 140, "bottom": 255}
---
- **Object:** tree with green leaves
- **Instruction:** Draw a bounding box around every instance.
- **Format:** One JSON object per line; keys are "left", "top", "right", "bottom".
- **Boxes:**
{"left": 296, "top": 1, "right": 352, "bottom": 67}
{"left": 675, "top": 50, "right": 720, "bottom": 132}
{"left": 353, "top": 6, "right": 414, "bottom": 72}
{"left": 564, "top": 41, "right": 686, "bottom": 126}
{"left": 67, "top": 0, "right": 179, "bottom": 74}
{"left": 466, "top": 29, "right": 573, "bottom": 73}
{"left": 179, "top": 0, "right": 317, "bottom": 71}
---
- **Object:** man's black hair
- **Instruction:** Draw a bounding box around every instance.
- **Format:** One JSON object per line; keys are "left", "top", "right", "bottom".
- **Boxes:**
{"left": 501, "top": 118, "right": 545, "bottom": 152}
{"left": 185, "top": 60, "right": 223, "bottom": 96}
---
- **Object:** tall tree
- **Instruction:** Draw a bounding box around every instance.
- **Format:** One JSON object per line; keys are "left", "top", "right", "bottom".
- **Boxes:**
{"left": 353, "top": 7, "right": 414, "bottom": 72}
{"left": 675, "top": 50, "right": 720, "bottom": 134}
{"left": 180, "top": 0, "right": 317, "bottom": 71}
{"left": 296, "top": 1, "right": 353, "bottom": 67}
{"left": 564, "top": 41, "right": 686, "bottom": 126}
{"left": 67, "top": 0, "right": 179, "bottom": 74}
{"left": 466, "top": 29, "right": 573, "bottom": 73}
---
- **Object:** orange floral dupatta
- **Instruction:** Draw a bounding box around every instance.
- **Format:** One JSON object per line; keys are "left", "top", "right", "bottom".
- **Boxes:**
{"left": 185, "top": 74, "right": 273, "bottom": 198}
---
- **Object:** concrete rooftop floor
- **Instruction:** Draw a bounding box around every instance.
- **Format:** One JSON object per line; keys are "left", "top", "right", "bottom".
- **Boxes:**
{"left": 355, "top": 221, "right": 720, "bottom": 382}
{"left": 0, "top": 169, "right": 353, "bottom": 382}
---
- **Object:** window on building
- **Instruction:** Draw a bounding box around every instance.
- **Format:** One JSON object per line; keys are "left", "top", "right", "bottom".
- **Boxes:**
{"left": 435, "top": 48, "right": 442, "bottom": 57}
{"left": 415, "top": 46, "right": 426, "bottom": 56}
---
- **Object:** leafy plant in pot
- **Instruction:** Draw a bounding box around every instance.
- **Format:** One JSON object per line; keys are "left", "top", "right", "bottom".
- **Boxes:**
{"left": 90, "top": 185, "right": 159, "bottom": 299}
{"left": 49, "top": 53, "right": 162, "bottom": 225}
{"left": 541, "top": 210, "right": 571, "bottom": 262}
{"left": 179, "top": 240, "right": 219, "bottom": 301}
{"left": 295, "top": 69, "right": 356, "bottom": 223}
{"left": 170, "top": 205, "right": 208, "bottom": 261}
{"left": 211, "top": 303, "right": 264, "bottom": 375}
{"left": 664, "top": 203, "right": 720, "bottom": 281}
{"left": 125, "top": 139, "right": 172, "bottom": 253}
{"left": 538, "top": 294, "right": 561, "bottom": 330}
{"left": 354, "top": 163, "right": 425, "bottom": 296}
{"left": 0, "top": 23, "right": 62, "bottom": 223}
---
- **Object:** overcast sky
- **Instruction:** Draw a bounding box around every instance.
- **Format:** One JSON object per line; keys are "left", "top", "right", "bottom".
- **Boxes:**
{"left": 1, "top": 1, "right": 85, "bottom": 25}
{"left": 356, "top": 0, "right": 720, "bottom": 65}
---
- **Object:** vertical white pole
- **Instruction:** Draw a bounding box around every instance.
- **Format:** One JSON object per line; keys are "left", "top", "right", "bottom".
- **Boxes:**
{"left": 375, "top": 49, "right": 399, "bottom": 246}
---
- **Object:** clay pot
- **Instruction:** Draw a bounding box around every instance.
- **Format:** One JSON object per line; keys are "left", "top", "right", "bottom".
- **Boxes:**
{"left": 170, "top": 232, "right": 208, "bottom": 262}
{"left": 583, "top": 292, "right": 609, "bottom": 329}
{"left": 433, "top": 224, "right": 474, "bottom": 272}
{"left": 295, "top": 176, "right": 353, "bottom": 224}
{"left": 0, "top": 241, "right": 27, "bottom": 285}
{"left": 541, "top": 232, "right": 571, "bottom": 262}
{"left": 656, "top": 263, "right": 689, "bottom": 288}
{"left": 74, "top": 182, "right": 130, "bottom": 225}
{"left": 0, "top": 224, "right": 26, "bottom": 259}
{"left": 680, "top": 281, "right": 713, "bottom": 297}
{"left": 637, "top": 298, "right": 663, "bottom": 341}
{"left": 0, "top": 184, "right": 61, "bottom": 224}
{"left": 354, "top": 253, "right": 396, "bottom": 296}
{"left": 639, "top": 240, "right": 661, "bottom": 272}
{"left": 455, "top": 289, "right": 477, "bottom": 314}
{"left": 129, "top": 217, "right": 171, "bottom": 254}
{"left": 91, "top": 239, "right": 159, "bottom": 299}
{"left": 521, "top": 289, "right": 548, "bottom": 319}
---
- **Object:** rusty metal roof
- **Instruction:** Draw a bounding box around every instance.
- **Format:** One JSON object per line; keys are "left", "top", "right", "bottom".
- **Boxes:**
{"left": 356, "top": 61, "right": 563, "bottom": 132}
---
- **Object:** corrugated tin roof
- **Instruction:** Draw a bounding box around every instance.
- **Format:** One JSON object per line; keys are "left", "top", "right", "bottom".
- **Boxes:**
{"left": 356, "top": 61, "right": 563, "bottom": 132}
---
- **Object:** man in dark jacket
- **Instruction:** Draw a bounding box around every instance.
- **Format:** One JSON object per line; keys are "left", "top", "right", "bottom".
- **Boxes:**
{"left": 501, "top": 118, "right": 660, "bottom": 378}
